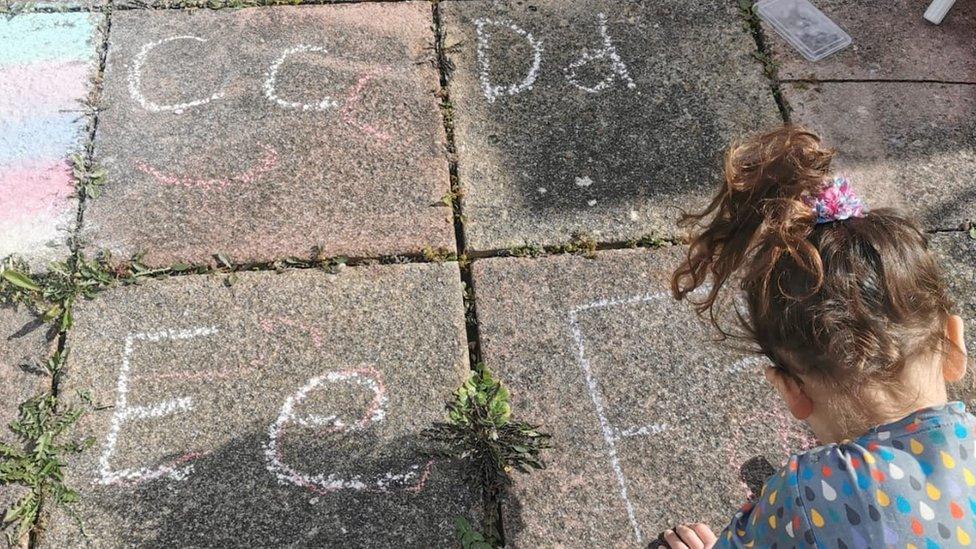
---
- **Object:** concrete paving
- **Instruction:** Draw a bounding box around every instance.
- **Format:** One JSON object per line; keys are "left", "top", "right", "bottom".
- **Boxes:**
{"left": 82, "top": 4, "right": 453, "bottom": 267}
{"left": 442, "top": 0, "right": 781, "bottom": 252}
{"left": 784, "top": 81, "right": 976, "bottom": 231}
{"left": 43, "top": 263, "right": 477, "bottom": 547}
{"left": 472, "top": 247, "right": 817, "bottom": 546}
{"left": 0, "top": 13, "right": 101, "bottom": 271}
{"left": 762, "top": 0, "right": 976, "bottom": 82}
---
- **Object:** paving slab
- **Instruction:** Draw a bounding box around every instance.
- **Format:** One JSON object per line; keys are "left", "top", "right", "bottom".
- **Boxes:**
{"left": 761, "top": 0, "right": 976, "bottom": 82}
{"left": 472, "top": 248, "right": 816, "bottom": 546}
{"left": 43, "top": 263, "right": 477, "bottom": 548}
{"left": 442, "top": 0, "right": 781, "bottom": 252}
{"left": 0, "top": 13, "right": 101, "bottom": 271}
{"left": 0, "top": 304, "right": 53, "bottom": 537}
{"left": 784, "top": 81, "right": 976, "bottom": 230}
{"left": 82, "top": 4, "right": 453, "bottom": 268}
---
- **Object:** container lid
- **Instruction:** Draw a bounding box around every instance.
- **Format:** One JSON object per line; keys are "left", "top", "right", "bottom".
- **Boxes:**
{"left": 756, "top": 0, "right": 852, "bottom": 62}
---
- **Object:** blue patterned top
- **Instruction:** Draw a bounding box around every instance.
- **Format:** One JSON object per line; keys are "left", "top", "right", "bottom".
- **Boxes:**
{"left": 717, "top": 402, "right": 976, "bottom": 548}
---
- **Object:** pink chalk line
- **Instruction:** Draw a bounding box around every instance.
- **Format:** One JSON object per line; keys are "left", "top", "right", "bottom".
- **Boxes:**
{"left": 258, "top": 316, "right": 324, "bottom": 349}
{"left": 135, "top": 144, "right": 278, "bottom": 191}
{"left": 132, "top": 365, "right": 255, "bottom": 382}
{"left": 339, "top": 69, "right": 393, "bottom": 142}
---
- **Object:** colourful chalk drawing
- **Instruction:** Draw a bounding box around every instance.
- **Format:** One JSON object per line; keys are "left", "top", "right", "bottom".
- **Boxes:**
{"left": 339, "top": 69, "right": 394, "bottom": 142}
{"left": 568, "top": 289, "right": 814, "bottom": 544}
{"left": 0, "top": 14, "right": 96, "bottom": 265}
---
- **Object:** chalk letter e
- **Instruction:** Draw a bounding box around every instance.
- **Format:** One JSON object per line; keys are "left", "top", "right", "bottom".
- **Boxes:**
{"left": 97, "top": 326, "right": 219, "bottom": 485}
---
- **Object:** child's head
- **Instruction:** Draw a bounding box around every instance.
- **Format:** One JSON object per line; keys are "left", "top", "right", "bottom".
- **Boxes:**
{"left": 672, "top": 125, "right": 968, "bottom": 440}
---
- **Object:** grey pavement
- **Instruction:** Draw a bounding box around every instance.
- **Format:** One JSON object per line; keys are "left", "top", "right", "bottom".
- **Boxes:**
{"left": 784, "top": 82, "right": 976, "bottom": 230}
{"left": 443, "top": 0, "right": 781, "bottom": 252}
{"left": 44, "top": 263, "right": 477, "bottom": 547}
{"left": 762, "top": 0, "right": 976, "bottom": 82}
{"left": 472, "top": 247, "right": 816, "bottom": 545}
{"left": 82, "top": 4, "right": 453, "bottom": 267}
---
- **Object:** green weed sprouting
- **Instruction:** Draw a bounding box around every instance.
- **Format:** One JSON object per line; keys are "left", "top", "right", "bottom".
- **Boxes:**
{"left": 428, "top": 365, "right": 551, "bottom": 478}
{"left": 426, "top": 365, "right": 551, "bottom": 545}
{"left": 505, "top": 244, "right": 545, "bottom": 258}
{"left": 70, "top": 153, "right": 106, "bottom": 201}
{"left": 0, "top": 256, "right": 113, "bottom": 331}
{"left": 454, "top": 517, "right": 495, "bottom": 549}
{"left": 0, "top": 380, "right": 94, "bottom": 546}
{"left": 559, "top": 232, "right": 598, "bottom": 258}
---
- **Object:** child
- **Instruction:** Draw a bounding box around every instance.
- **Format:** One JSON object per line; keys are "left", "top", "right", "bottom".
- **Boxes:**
{"left": 661, "top": 126, "right": 972, "bottom": 549}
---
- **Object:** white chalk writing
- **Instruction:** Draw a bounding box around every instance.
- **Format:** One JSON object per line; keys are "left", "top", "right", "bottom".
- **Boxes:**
{"left": 563, "top": 13, "right": 637, "bottom": 93}
{"left": 474, "top": 18, "right": 543, "bottom": 102}
{"left": 263, "top": 45, "right": 340, "bottom": 111}
{"left": 129, "top": 36, "right": 226, "bottom": 114}
{"left": 264, "top": 368, "right": 431, "bottom": 493}
{"left": 98, "top": 326, "right": 219, "bottom": 485}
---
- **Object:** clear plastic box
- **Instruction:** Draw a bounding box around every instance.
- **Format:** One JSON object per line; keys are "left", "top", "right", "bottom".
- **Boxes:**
{"left": 756, "top": 0, "right": 852, "bottom": 62}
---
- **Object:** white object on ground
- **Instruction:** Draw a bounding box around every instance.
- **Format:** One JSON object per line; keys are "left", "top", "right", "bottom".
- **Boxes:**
{"left": 756, "top": 0, "right": 852, "bottom": 62}
{"left": 924, "top": 0, "right": 956, "bottom": 24}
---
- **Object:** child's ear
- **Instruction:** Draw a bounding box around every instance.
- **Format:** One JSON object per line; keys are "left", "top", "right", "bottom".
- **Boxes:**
{"left": 764, "top": 368, "right": 814, "bottom": 420}
{"left": 943, "top": 315, "right": 968, "bottom": 383}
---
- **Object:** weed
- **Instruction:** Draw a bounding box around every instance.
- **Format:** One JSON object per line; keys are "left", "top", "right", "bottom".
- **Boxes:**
{"left": 322, "top": 256, "right": 348, "bottom": 275}
{"left": 505, "top": 244, "right": 544, "bottom": 258}
{"left": 455, "top": 517, "right": 497, "bottom": 549}
{"left": 426, "top": 365, "right": 551, "bottom": 543}
{"left": 0, "top": 2, "right": 36, "bottom": 16}
{"left": 70, "top": 154, "right": 106, "bottom": 201}
{"left": 0, "top": 382, "right": 94, "bottom": 546}
{"left": 559, "top": 232, "right": 598, "bottom": 258}
{"left": 422, "top": 247, "right": 459, "bottom": 263}
{"left": 969, "top": 225, "right": 976, "bottom": 240}
{"left": 0, "top": 258, "right": 41, "bottom": 310}
{"left": 626, "top": 233, "right": 672, "bottom": 249}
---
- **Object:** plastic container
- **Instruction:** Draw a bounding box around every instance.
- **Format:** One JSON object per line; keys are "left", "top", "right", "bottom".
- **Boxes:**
{"left": 756, "top": 0, "right": 852, "bottom": 62}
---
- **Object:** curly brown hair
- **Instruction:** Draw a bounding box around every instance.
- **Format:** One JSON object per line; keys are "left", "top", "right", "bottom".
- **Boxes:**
{"left": 671, "top": 125, "right": 954, "bottom": 391}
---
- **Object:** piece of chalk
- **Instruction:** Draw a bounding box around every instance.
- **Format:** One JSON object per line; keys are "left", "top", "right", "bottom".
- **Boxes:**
{"left": 924, "top": 0, "right": 956, "bottom": 24}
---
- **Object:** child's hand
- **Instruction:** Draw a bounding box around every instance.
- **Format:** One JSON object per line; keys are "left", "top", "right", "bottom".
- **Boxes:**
{"left": 661, "top": 524, "right": 717, "bottom": 549}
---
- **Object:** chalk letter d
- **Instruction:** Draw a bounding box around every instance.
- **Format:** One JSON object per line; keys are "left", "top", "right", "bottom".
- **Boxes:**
{"left": 474, "top": 18, "right": 544, "bottom": 103}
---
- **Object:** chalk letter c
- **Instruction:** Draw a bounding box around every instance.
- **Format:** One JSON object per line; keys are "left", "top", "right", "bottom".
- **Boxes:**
{"left": 128, "top": 36, "right": 226, "bottom": 114}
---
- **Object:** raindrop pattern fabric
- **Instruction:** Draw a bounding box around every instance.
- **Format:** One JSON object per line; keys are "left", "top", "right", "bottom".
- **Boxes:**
{"left": 716, "top": 402, "right": 976, "bottom": 548}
